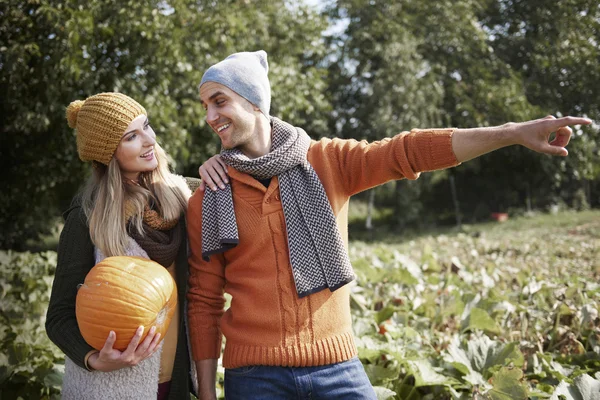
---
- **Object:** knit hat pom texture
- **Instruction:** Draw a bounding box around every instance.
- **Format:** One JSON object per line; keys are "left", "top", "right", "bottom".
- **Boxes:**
{"left": 66, "top": 100, "right": 85, "bottom": 129}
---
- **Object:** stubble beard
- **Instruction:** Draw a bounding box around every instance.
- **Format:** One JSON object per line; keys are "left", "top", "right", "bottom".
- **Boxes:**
{"left": 226, "top": 123, "right": 254, "bottom": 152}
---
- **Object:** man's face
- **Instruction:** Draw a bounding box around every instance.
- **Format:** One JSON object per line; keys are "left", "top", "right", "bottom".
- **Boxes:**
{"left": 200, "top": 82, "right": 259, "bottom": 150}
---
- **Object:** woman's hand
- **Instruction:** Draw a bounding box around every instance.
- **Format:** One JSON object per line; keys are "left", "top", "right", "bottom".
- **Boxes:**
{"left": 198, "top": 155, "right": 229, "bottom": 191}
{"left": 87, "top": 326, "right": 161, "bottom": 372}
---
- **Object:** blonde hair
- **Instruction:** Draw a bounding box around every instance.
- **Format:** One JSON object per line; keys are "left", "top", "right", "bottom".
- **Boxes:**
{"left": 81, "top": 143, "right": 191, "bottom": 257}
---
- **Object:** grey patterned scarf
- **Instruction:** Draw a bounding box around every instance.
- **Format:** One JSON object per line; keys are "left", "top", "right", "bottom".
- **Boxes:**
{"left": 201, "top": 117, "right": 355, "bottom": 298}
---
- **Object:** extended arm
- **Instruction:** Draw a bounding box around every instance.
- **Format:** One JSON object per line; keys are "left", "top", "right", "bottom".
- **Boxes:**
{"left": 317, "top": 128, "right": 459, "bottom": 196}
{"left": 452, "top": 115, "right": 592, "bottom": 163}
{"left": 196, "top": 115, "right": 592, "bottom": 194}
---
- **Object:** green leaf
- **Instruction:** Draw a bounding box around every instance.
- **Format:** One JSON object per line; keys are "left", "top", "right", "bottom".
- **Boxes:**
{"left": 574, "top": 374, "right": 600, "bottom": 400}
{"left": 550, "top": 374, "right": 600, "bottom": 400}
{"left": 443, "top": 333, "right": 525, "bottom": 389}
{"left": 373, "top": 386, "right": 397, "bottom": 400}
{"left": 462, "top": 308, "right": 501, "bottom": 335}
{"left": 488, "top": 367, "right": 528, "bottom": 400}
{"left": 443, "top": 335, "right": 489, "bottom": 387}
{"left": 43, "top": 369, "right": 63, "bottom": 387}
{"left": 363, "top": 364, "right": 400, "bottom": 385}
{"left": 375, "top": 304, "right": 396, "bottom": 325}
{"left": 406, "top": 359, "right": 458, "bottom": 387}
{"left": 486, "top": 342, "right": 524, "bottom": 370}
{"left": 358, "top": 347, "right": 388, "bottom": 363}
{"left": 550, "top": 381, "right": 583, "bottom": 400}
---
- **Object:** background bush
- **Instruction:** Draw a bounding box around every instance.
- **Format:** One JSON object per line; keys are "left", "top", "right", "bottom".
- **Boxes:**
{"left": 0, "top": 251, "right": 63, "bottom": 400}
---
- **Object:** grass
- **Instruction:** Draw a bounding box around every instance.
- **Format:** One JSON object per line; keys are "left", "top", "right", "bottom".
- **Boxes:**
{"left": 347, "top": 199, "right": 600, "bottom": 244}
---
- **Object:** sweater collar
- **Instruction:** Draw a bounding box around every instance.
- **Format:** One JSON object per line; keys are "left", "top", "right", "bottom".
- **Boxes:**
{"left": 227, "top": 168, "right": 279, "bottom": 196}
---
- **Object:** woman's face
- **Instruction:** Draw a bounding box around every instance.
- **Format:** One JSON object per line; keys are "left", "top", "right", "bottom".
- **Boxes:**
{"left": 114, "top": 114, "right": 158, "bottom": 181}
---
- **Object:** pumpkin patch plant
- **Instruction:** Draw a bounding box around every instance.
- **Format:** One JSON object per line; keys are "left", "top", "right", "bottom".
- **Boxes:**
{"left": 75, "top": 256, "right": 177, "bottom": 351}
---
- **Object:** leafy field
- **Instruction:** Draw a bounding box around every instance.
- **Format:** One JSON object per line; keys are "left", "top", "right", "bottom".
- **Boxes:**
{"left": 1, "top": 210, "right": 599, "bottom": 399}
{"left": 350, "top": 210, "right": 600, "bottom": 399}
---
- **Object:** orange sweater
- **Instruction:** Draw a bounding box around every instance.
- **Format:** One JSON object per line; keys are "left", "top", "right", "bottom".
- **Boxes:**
{"left": 187, "top": 129, "right": 459, "bottom": 368}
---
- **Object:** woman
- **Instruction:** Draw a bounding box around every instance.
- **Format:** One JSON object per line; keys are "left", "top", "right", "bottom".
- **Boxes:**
{"left": 45, "top": 92, "right": 199, "bottom": 399}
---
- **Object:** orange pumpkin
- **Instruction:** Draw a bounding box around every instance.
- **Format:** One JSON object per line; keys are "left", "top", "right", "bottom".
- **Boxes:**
{"left": 75, "top": 256, "right": 177, "bottom": 351}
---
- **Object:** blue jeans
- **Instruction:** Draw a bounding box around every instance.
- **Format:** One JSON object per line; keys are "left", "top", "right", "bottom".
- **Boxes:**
{"left": 224, "top": 357, "right": 377, "bottom": 399}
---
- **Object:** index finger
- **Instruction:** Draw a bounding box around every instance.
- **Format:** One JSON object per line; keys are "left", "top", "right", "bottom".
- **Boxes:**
{"left": 553, "top": 116, "right": 592, "bottom": 127}
{"left": 215, "top": 156, "right": 228, "bottom": 173}
{"left": 123, "top": 326, "right": 144, "bottom": 356}
{"left": 199, "top": 168, "right": 218, "bottom": 191}
{"left": 101, "top": 331, "right": 117, "bottom": 353}
{"left": 214, "top": 158, "right": 229, "bottom": 184}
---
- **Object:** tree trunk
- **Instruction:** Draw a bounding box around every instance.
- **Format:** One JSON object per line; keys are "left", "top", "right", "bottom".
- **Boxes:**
{"left": 450, "top": 175, "right": 461, "bottom": 228}
{"left": 585, "top": 179, "right": 591, "bottom": 208}
{"left": 366, "top": 189, "right": 375, "bottom": 230}
{"left": 526, "top": 182, "right": 532, "bottom": 213}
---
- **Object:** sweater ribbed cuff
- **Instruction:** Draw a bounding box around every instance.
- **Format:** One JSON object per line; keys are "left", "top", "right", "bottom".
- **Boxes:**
{"left": 189, "top": 315, "right": 223, "bottom": 361}
{"left": 408, "top": 128, "right": 460, "bottom": 171}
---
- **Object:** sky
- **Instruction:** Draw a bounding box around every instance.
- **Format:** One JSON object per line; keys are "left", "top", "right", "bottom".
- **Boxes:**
{"left": 303, "top": 0, "right": 327, "bottom": 11}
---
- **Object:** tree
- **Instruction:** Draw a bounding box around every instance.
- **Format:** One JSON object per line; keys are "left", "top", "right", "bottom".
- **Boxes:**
{"left": 325, "top": 0, "right": 599, "bottom": 228}
{"left": 325, "top": 0, "right": 448, "bottom": 229}
{"left": 482, "top": 0, "right": 600, "bottom": 208}
{"left": 0, "top": 0, "right": 331, "bottom": 249}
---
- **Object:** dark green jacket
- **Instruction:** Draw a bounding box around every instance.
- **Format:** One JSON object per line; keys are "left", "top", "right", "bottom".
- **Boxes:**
{"left": 45, "top": 200, "right": 195, "bottom": 400}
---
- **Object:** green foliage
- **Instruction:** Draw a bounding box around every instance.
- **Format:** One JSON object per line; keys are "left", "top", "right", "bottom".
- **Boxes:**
{"left": 1, "top": 210, "right": 600, "bottom": 397}
{"left": 477, "top": 0, "right": 600, "bottom": 212}
{"left": 0, "top": 251, "right": 63, "bottom": 399}
{"left": 549, "top": 373, "right": 600, "bottom": 400}
{"left": 350, "top": 210, "right": 600, "bottom": 398}
{"left": 462, "top": 308, "right": 501, "bottom": 335}
{"left": 0, "top": 0, "right": 331, "bottom": 249}
{"left": 488, "top": 367, "right": 528, "bottom": 400}
{"left": 2, "top": 0, "right": 599, "bottom": 248}
{"left": 328, "top": 0, "right": 600, "bottom": 227}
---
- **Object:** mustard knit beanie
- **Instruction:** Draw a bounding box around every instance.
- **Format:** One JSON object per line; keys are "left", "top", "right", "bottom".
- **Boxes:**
{"left": 66, "top": 92, "right": 147, "bottom": 165}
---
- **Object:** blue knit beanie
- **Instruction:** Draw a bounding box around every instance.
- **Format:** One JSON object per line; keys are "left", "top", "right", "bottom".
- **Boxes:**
{"left": 200, "top": 50, "right": 271, "bottom": 118}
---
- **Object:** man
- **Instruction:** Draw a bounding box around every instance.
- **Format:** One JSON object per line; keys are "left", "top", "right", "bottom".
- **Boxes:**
{"left": 187, "top": 50, "right": 591, "bottom": 399}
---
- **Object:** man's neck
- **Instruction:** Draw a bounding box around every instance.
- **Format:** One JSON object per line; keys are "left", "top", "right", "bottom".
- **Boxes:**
{"left": 240, "top": 116, "right": 272, "bottom": 159}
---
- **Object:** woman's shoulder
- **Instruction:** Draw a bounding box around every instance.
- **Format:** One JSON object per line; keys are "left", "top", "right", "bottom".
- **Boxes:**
{"left": 58, "top": 195, "right": 92, "bottom": 248}
{"left": 183, "top": 177, "right": 202, "bottom": 193}
{"left": 170, "top": 174, "right": 201, "bottom": 199}
{"left": 170, "top": 174, "right": 201, "bottom": 195}
{"left": 63, "top": 194, "right": 87, "bottom": 223}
